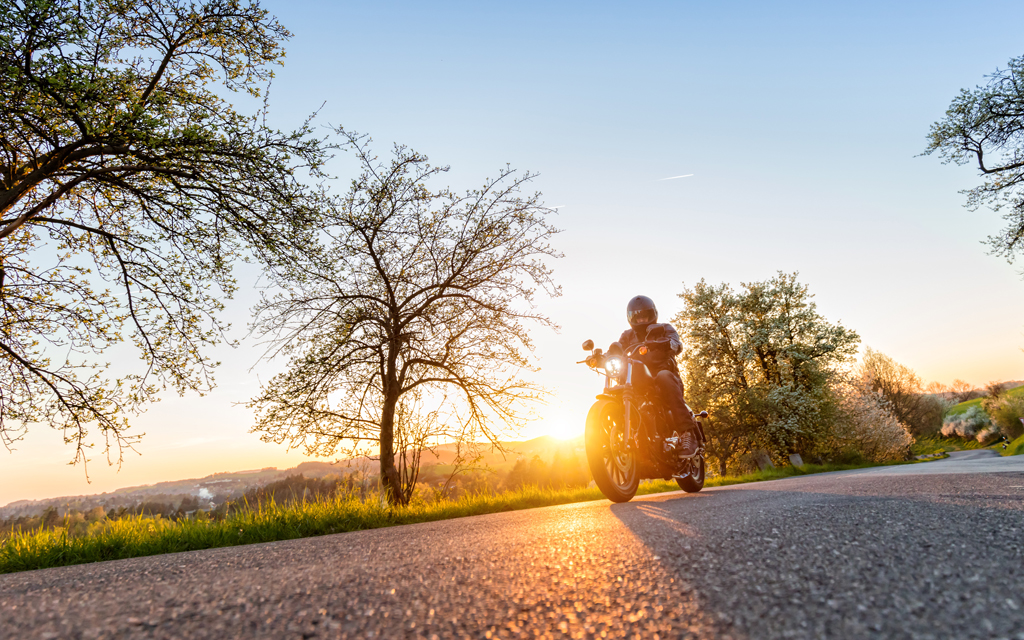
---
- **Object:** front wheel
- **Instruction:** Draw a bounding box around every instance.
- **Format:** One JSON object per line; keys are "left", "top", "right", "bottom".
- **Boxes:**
{"left": 676, "top": 454, "right": 705, "bottom": 493}
{"left": 585, "top": 400, "right": 639, "bottom": 503}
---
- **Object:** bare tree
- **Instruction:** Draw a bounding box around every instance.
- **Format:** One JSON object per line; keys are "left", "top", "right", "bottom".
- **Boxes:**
{"left": 949, "top": 378, "right": 976, "bottom": 403}
{"left": 984, "top": 380, "right": 1008, "bottom": 400}
{"left": 858, "top": 348, "right": 945, "bottom": 435}
{"left": 0, "top": 0, "right": 327, "bottom": 466}
{"left": 925, "top": 381, "right": 948, "bottom": 396}
{"left": 248, "top": 130, "right": 561, "bottom": 505}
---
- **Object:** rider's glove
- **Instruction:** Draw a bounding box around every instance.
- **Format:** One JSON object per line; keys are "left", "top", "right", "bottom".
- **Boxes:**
{"left": 652, "top": 339, "right": 672, "bottom": 353}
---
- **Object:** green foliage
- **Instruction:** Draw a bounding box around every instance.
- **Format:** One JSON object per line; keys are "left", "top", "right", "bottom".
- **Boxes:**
{"left": 830, "top": 380, "right": 914, "bottom": 462}
{"left": 943, "top": 385, "right": 1024, "bottom": 440}
{"left": 702, "top": 460, "right": 887, "bottom": 486}
{"left": 988, "top": 393, "right": 1024, "bottom": 439}
{"left": 0, "top": 459, "right": 893, "bottom": 575}
{"left": 941, "top": 404, "right": 991, "bottom": 438}
{"left": 674, "top": 272, "right": 860, "bottom": 473}
{"left": 247, "top": 130, "right": 561, "bottom": 505}
{"left": 925, "top": 55, "right": 1024, "bottom": 267}
{"left": 0, "top": 485, "right": 602, "bottom": 574}
{"left": 239, "top": 473, "right": 370, "bottom": 506}
{"left": 911, "top": 433, "right": 986, "bottom": 456}
{"left": 858, "top": 348, "right": 948, "bottom": 436}
{"left": 1001, "top": 433, "right": 1024, "bottom": 456}
{"left": 947, "top": 397, "right": 985, "bottom": 417}
{"left": 0, "top": 0, "right": 327, "bottom": 463}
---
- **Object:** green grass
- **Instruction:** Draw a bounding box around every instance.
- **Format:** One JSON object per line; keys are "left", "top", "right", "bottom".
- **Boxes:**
{"left": 930, "top": 385, "right": 1024, "bottom": 455}
{"left": 0, "top": 459, "right": 911, "bottom": 576}
{"left": 912, "top": 432, "right": 1024, "bottom": 457}
{"left": 946, "top": 397, "right": 984, "bottom": 416}
{"left": 1000, "top": 434, "right": 1024, "bottom": 456}
{"left": 911, "top": 433, "right": 986, "bottom": 456}
{"left": 2, "top": 487, "right": 600, "bottom": 575}
{"left": 946, "top": 384, "right": 1024, "bottom": 417}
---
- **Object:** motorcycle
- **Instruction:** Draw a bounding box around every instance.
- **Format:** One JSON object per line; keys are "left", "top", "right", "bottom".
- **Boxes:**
{"left": 578, "top": 338, "right": 708, "bottom": 503}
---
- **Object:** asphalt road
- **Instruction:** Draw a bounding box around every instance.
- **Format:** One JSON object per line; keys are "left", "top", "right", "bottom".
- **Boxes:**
{"left": 3, "top": 452, "right": 1024, "bottom": 640}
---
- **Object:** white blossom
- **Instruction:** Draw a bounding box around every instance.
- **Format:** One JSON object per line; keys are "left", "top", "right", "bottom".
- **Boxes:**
{"left": 831, "top": 380, "right": 914, "bottom": 461}
{"left": 940, "top": 405, "right": 990, "bottom": 438}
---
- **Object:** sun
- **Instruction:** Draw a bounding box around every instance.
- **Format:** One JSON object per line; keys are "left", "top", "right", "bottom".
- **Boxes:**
{"left": 545, "top": 422, "right": 584, "bottom": 441}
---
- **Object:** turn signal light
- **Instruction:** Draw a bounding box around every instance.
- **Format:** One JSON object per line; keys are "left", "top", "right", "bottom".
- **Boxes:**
{"left": 638, "top": 346, "right": 648, "bottom": 355}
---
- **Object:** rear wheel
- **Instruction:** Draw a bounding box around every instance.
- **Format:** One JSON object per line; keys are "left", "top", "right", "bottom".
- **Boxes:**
{"left": 585, "top": 400, "right": 639, "bottom": 503}
{"left": 675, "top": 454, "right": 705, "bottom": 493}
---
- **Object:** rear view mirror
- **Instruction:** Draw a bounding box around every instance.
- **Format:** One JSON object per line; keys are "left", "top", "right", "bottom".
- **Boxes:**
{"left": 582, "top": 339, "right": 594, "bottom": 351}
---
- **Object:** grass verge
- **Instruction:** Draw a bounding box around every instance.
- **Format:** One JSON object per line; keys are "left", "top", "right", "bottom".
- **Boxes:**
{"left": 1000, "top": 434, "right": 1024, "bottom": 456}
{"left": 910, "top": 434, "right": 986, "bottom": 456}
{"left": 0, "top": 460, "right": 903, "bottom": 575}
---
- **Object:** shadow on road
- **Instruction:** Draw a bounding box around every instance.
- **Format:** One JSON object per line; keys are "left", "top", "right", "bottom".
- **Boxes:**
{"left": 607, "top": 472, "right": 1024, "bottom": 639}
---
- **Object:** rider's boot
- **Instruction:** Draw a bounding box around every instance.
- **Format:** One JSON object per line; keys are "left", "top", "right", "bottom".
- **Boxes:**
{"left": 664, "top": 431, "right": 680, "bottom": 453}
{"left": 678, "top": 430, "right": 697, "bottom": 458}
{"left": 652, "top": 371, "right": 699, "bottom": 456}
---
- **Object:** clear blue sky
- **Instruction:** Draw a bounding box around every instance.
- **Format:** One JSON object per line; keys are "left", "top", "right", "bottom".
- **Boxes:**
{"left": 4, "top": 0, "right": 1024, "bottom": 504}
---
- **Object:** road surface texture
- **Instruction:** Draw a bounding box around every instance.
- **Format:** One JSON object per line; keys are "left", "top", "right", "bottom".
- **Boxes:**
{"left": 3, "top": 451, "right": 1023, "bottom": 639}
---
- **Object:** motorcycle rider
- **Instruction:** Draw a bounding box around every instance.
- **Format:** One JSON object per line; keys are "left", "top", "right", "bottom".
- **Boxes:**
{"left": 615, "top": 295, "right": 699, "bottom": 457}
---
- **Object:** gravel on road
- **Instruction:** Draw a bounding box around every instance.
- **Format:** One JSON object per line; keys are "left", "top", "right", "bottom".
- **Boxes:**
{"left": 2, "top": 455, "right": 1024, "bottom": 639}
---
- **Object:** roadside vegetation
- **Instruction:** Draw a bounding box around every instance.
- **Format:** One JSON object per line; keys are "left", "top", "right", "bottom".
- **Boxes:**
{"left": 0, "top": 459, "right": 890, "bottom": 575}
{"left": 909, "top": 382, "right": 1024, "bottom": 455}
{"left": 910, "top": 434, "right": 985, "bottom": 456}
{"left": 940, "top": 384, "right": 1024, "bottom": 444}
{"left": 3, "top": 0, "right": 1023, "bottom": 582}
{"left": 1001, "top": 434, "right": 1024, "bottom": 457}
{"left": 5, "top": 365, "right": 1019, "bottom": 576}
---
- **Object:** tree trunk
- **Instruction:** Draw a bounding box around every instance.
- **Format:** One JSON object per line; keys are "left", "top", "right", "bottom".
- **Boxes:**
{"left": 378, "top": 387, "right": 406, "bottom": 506}
{"left": 719, "top": 458, "right": 727, "bottom": 477}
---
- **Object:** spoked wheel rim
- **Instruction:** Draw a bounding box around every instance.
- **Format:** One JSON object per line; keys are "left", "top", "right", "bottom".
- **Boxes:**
{"left": 601, "top": 411, "right": 636, "bottom": 492}
{"left": 687, "top": 454, "right": 705, "bottom": 482}
{"left": 675, "top": 451, "right": 706, "bottom": 493}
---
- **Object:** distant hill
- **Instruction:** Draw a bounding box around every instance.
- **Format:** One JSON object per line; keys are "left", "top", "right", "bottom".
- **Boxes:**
{"left": 947, "top": 383, "right": 1024, "bottom": 417}
{"left": 0, "top": 435, "right": 586, "bottom": 518}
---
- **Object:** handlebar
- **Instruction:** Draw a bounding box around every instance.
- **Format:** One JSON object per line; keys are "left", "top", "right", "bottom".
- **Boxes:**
{"left": 576, "top": 339, "right": 669, "bottom": 369}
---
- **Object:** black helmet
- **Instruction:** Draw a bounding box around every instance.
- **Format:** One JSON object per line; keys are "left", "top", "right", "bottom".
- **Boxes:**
{"left": 626, "top": 295, "right": 658, "bottom": 330}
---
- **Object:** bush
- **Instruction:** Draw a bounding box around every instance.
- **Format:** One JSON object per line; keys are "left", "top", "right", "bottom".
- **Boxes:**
{"left": 916, "top": 394, "right": 953, "bottom": 435}
{"left": 976, "top": 426, "right": 1002, "bottom": 445}
{"left": 831, "top": 382, "right": 914, "bottom": 462}
{"left": 988, "top": 394, "right": 1024, "bottom": 439}
{"left": 941, "top": 405, "right": 990, "bottom": 438}
{"left": 858, "top": 349, "right": 947, "bottom": 435}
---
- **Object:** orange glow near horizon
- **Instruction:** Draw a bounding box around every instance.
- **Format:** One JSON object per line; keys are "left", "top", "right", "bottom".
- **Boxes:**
{"left": 546, "top": 423, "right": 584, "bottom": 441}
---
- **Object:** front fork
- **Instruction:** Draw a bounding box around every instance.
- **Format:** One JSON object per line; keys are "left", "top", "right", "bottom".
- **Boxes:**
{"left": 622, "top": 361, "right": 635, "bottom": 446}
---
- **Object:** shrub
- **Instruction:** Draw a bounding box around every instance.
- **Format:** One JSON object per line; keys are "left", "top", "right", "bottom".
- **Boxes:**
{"left": 832, "top": 382, "right": 914, "bottom": 462}
{"left": 984, "top": 381, "right": 1008, "bottom": 400}
{"left": 941, "top": 405, "right": 990, "bottom": 438}
{"left": 976, "top": 426, "right": 1002, "bottom": 445}
{"left": 858, "top": 349, "right": 946, "bottom": 435}
{"left": 988, "top": 394, "right": 1024, "bottom": 439}
{"left": 916, "top": 394, "right": 954, "bottom": 435}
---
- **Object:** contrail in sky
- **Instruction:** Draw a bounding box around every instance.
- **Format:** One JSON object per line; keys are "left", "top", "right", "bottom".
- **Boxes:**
{"left": 657, "top": 174, "right": 694, "bottom": 181}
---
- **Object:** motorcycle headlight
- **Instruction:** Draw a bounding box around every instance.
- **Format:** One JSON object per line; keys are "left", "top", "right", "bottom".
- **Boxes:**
{"left": 604, "top": 356, "right": 623, "bottom": 376}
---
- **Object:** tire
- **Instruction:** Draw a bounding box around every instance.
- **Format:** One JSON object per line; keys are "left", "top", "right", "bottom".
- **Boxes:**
{"left": 585, "top": 400, "right": 639, "bottom": 503}
{"left": 675, "top": 454, "right": 705, "bottom": 493}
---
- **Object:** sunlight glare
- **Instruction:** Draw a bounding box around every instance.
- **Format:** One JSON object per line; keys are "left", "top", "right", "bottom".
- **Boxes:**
{"left": 546, "top": 422, "right": 584, "bottom": 441}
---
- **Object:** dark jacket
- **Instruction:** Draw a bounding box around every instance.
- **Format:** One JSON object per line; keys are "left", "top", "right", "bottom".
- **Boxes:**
{"left": 617, "top": 322, "right": 683, "bottom": 377}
